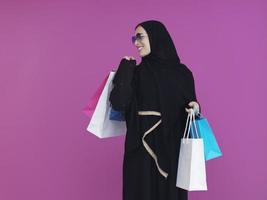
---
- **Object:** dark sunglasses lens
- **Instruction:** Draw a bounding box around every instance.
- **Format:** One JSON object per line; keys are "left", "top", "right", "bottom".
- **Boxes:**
{"left": 131, "top": 36, "right": 136, "bottom": 44}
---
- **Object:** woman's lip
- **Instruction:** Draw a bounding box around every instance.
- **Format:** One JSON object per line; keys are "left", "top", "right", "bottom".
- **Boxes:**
{"left": 138, "top": 46, "right": 143, "bottom": 51}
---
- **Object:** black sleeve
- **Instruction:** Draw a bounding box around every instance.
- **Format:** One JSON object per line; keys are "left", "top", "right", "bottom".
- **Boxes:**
{"left": 109, "top": 58, "right": 137, "bottom": 113}
{"left": 183, "top": 69, "right": 202, "bottom": 115}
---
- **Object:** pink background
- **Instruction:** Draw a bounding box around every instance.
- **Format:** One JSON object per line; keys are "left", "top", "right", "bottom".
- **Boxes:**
{"left": 0, "top": 0, "right": 266, "bottom": 199}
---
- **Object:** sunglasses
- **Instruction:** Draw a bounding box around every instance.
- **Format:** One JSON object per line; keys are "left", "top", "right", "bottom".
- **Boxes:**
{"left": 131, "top": 33, "right": 148, "bottom": 44}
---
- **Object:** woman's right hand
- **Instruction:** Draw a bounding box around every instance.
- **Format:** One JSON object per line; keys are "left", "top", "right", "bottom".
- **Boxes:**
{"left": 123, "top": 56, "right": 135, "bottom": 61}
{"left": 121, "top": 56, "right": 137, "bottom": 67}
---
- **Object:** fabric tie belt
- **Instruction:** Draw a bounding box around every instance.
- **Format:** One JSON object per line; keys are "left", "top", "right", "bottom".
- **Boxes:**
{"left": 137, "top": 111, "right": 168, "bottom": 179}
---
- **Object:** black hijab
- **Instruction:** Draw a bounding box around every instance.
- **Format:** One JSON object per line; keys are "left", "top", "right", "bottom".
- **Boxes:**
{"left": 134, "top": 20, "right": 198, "bottom": 175}
{"left": 135, "top": 20, "right": 181, "bottom": 67}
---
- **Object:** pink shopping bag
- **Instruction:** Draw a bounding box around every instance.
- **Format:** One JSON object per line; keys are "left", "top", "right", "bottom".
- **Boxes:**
{"left": 82, "top": 74, "right": 109, "bottom": 117}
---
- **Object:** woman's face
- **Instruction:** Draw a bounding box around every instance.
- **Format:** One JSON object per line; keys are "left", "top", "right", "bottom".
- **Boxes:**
{"left": 134, "top": 26, "right": 151, "bottom": 57}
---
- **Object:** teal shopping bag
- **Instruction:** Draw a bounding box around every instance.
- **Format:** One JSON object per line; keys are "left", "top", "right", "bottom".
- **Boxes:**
{"left": 190, "top": 114, "right": 222, "bottom": 161}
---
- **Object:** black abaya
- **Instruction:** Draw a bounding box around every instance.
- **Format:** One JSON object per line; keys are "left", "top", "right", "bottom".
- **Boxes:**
{"left": 109, "top": 20, "right": 201, "bottom": 200}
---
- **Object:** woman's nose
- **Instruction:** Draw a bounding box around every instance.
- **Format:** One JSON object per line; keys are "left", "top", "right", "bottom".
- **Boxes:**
{"left": 134, "top": 39, "right": 138, "bottom": 46}
{"left": 135, "top": 38, "right": 143, "bottom": 47}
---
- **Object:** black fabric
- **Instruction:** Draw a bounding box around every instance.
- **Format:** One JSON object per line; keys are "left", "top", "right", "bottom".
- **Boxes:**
{"left": 109, "top": 20, "right": 201, "bottom": 200}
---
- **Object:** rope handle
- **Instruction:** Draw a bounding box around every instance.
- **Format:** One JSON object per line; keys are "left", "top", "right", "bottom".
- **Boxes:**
{"left": 191, "top": 110, "right": 200, "bottom": 138}
{"left": 182, "top": 108, "right": 200, "bottom": 139}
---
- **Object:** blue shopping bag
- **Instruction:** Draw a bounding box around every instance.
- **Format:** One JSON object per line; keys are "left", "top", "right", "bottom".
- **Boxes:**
{"left": 109, "top": 106, "right": 125, "bottom": 121}
{"left": 190, "top": 113, "right": 222, "bottom": 161}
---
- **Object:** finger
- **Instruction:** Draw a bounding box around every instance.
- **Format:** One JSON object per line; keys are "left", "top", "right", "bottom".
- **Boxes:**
{"left": 123, "top": 56, "right": 130, "bottom": 60}
{"left": 185, "top": 108, "right": 192, "bottom": 113}
{"left": 189, "top": 101, "right": 199, "bottom": 108}
{"left": 188, "top": 101, "right": 196, "bottom": 107}
{"left": 185, "top": 108, "right": 194, "bottom": 115}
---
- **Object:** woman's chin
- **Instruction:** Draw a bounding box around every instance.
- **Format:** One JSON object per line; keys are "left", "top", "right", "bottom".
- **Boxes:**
{"left": 139, "top": 52, "right": 149, "bottom": 57}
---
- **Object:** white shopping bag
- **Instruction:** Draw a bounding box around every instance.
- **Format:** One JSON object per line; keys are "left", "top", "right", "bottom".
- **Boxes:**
{"left": 176, "top": 109, "right": 207, "bottom": 191}
{"left": 87, "top": 71, "right": 126, "bottom": 138}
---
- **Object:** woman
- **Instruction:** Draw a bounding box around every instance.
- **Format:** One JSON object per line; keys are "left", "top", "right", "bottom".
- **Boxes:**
{"left": 109, "top": 20, "right": 201, "bottom": 200}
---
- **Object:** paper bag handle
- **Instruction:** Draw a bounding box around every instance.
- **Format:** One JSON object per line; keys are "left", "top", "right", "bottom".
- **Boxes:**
{"left": 182, "top": 109, "right": 200, "bottom": 139}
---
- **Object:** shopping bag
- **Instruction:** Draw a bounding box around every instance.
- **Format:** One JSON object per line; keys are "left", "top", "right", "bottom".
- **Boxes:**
{"left": 109, "top": 107, "right": 125, "bottom": 121}
{"left": 176, "top": 109, "right": 207, "bottom": 191}
{"left": 82, "top": 74, "right": 109, "bottom": 117}
{"left": 190, "top": 114, "right": 222, "bottom": 161}
{"left": 86, "top": 71, "right": 126, "bottom": 138}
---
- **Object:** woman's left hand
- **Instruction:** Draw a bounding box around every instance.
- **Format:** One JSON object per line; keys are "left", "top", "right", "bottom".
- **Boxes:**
{"left": 185, "top": 101, "right": 200, "bottom": 115}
